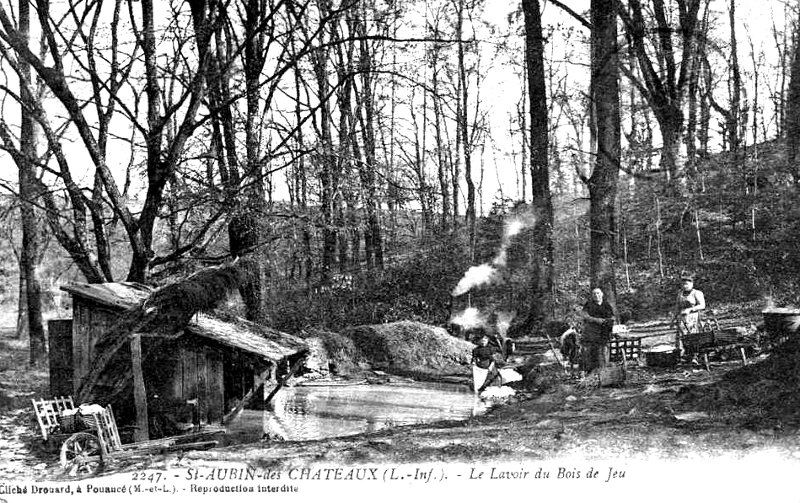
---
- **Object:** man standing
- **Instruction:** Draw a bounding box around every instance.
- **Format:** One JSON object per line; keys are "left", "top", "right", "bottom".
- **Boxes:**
{"left": 674, "top": 274, "right": 705, "bottom": 354}
{"left": 581, "top": 287, "right": 616, "bottom": 372}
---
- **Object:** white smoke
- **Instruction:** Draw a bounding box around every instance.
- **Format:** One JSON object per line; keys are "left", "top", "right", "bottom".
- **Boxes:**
{"left": 450, "top": 307, "right": 488, "bottom": 331}
{"left": 451, "top": 264, "right": 499, "bottom": 297}
{"left": 789, "top": 315, "right": 800, "bottom": 333}
{"left": 505, "top": 219, "right": 524, "bottom": 239}
{"left": 450, "top": 309, "right": 516, "bottom": 338}
{"left": 492, "top": 219, "right": 525, "bottom": 267}
{"left": 491, "top": 251, "right": 507, "bottom": 267}
{"left": 452, "top": 214, "right": 536, "bottom": 296}
{"left": 495, "top": 311, "right": 515, "bottom": 337}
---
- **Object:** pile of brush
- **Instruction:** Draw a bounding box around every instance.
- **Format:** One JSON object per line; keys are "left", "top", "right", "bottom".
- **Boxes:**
{"left": 678, "top": 336, "right": 800, "bottom": 427}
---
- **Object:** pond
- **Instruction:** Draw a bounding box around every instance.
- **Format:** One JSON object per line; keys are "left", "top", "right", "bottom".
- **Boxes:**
{"left": 227, "top": 381, "right": 488, "bottom": 441}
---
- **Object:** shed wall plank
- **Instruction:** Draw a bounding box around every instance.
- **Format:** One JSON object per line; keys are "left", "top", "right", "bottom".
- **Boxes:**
{"left": 207, "top": 351, "right": 223, "bottom": 424}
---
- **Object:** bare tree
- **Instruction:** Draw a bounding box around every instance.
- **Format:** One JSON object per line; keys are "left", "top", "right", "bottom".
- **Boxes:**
{"left": 0, "top": 0, "right": 223, "bottom": 283}
{"left": 619, "top": 0, "right": 703, "bottom": 189}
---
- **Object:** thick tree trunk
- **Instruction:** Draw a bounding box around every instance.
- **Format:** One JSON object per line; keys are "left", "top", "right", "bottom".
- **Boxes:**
{"left": 589, "top": 0, "right": 621, "bottom": 313}
{"left": 521, "top": 0, "right": 554, "bottom": 329}
{"left": 229, "top": 211, "right": 266, "bottom": 320}
{"left": 785, "top": 7, "right": 800, "bottom": 185}
{"left": 657, "top": 107, "right": 686, "bottom": 187}
{"left": 620, "top": 0, "right": 701, "bottom": 189}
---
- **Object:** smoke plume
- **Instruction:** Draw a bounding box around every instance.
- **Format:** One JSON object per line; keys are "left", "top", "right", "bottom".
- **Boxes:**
{"left": 495, "top": 311, "right": 515, "bottom": 337}
{"left": 452, "top": 213, "right": 536, "bottom": 296}
{"left": 450, "top": 307, "right": 488, "bottom": 331}
{"left": 451, "top": 264, "right": 499, "bottom": 297}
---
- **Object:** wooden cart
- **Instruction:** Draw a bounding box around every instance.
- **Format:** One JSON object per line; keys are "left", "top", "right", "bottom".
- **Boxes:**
{"left": 32, "top": 396, "right": 222, "bottom": 477}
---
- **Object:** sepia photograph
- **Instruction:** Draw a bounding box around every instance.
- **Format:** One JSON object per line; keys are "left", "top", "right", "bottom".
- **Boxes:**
{"left": 0, "top": 0, "right": 798, "bottom": 501}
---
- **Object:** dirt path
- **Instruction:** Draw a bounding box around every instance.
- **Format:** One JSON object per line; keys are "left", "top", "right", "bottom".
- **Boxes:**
{"left": 0, "top": 336, "right": 61, "bottom": 480}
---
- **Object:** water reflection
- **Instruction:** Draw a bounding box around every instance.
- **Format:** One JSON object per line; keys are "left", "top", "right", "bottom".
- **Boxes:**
{"left": 231, "top": 382, "right": 487, "bottom": 441}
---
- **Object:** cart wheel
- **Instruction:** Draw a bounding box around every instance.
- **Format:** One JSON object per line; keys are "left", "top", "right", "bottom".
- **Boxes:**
{"left": 60, "top": 432, "right": 104, "bottom": 477}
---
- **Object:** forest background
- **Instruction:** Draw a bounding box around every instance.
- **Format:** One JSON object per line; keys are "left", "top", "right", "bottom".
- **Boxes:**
{"left": 0, "top": 0, "right": 797, "bottom": 365}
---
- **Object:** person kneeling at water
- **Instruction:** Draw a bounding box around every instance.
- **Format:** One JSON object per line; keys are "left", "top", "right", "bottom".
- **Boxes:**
{"left": 471, "top": 335, "right": 522, "bottom": 394}
{"left": 472, "top": 335, "right": 499, "bottom": 393}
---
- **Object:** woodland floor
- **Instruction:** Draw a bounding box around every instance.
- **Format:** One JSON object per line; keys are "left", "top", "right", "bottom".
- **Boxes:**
{"left": 2, "top": 303, "right": 800, "bottom": 482}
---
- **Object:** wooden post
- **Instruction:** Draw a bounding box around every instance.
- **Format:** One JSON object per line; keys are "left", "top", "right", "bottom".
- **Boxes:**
{"left": 130, "top": 334, "right": 149, "bottom": 442}
{"left": 655, "top": 197, "right": 665, "bottom": 278}
{"left": 47, "top": 319, "right": 73, "bottom": 397}
{"left": 694, "top": 209, "right": 704, "bottom": 261}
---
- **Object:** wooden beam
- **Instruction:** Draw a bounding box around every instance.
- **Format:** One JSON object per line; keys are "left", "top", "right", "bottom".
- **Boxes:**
{"left": 130, "top": 334, "right": 149, "bottom": 442}
{"left": 222, "top": 368, "right": 271, "bottom": 426}
{"left": 264, "top": 354, "right": 308, "bottom": 410}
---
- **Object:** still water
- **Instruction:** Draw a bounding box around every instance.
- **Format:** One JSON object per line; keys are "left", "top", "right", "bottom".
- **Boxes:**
{"left": 228, "top": 382, "right": 488, "bottom": 441}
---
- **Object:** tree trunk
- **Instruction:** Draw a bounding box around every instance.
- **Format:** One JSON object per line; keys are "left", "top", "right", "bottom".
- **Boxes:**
{"left": 653, "top": 105, "right": 686, "bottom": 188}
{"left": 518, "top": 62, "right": 528, "bottom": 201}
{"left": 240, "top": 0, "right": 271, "bottom": 318}
{"left": 521, "top": 0, "right": 554, "bottom": 329}
{"left": 19, "top": 0, "right": 46, "bottom": 364}
{"left": 620, "top": 0, "right": 702, "bottom": 189}
{"left": 314, "top": 35, "right": 338, "bottom": 284}
{"left": 430, "top": 28, "right": 451, "bottom": 230}
{"left": 785, "top": 6, "right": 800, "bottom": 185}
{"left": 727, "top": 0, "right": 742, "bottom": 155}
{"left": 15, "top": 267, "right": 25, "bottom": 339}
{"left": 354, "top": 11, "right": 384, "bottom": 268}
{"left": 456, "top": 0, "right": 476, "bottom": 251}
{"left": 588, "top": 0, "right": 621, "bottom": 313}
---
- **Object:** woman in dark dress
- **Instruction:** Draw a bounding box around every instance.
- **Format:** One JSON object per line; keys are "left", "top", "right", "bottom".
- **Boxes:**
{"left": 581, "top": 288, "right": 615, "bottom": 372}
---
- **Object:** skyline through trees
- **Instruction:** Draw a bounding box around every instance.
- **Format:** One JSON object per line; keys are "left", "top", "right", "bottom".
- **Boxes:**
{"left": 0, "top": 0, "right": 794, "bottom": 343}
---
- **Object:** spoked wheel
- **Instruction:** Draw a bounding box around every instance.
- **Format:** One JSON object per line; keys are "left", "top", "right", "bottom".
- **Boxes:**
{"left": 60, "top": 432, "right": 104, "bottom": 477}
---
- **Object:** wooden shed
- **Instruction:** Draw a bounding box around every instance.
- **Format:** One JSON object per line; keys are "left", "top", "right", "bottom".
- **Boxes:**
{"left": 60, "top": 282, "right": 153, "bottom": 392}
{"left": 56, "top": 281, "right": 307, "bottom": 441}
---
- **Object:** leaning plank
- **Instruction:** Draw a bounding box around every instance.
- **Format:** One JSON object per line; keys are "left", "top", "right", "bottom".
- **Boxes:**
{"left": 222, "top": 369, "right": 271, "bottom": 426}
{"left": 264, "top": 354, "right": 308, "bottom": 409}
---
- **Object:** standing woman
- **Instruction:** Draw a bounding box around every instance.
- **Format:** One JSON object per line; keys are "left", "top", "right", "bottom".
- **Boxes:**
{"left": 580, "top": 288, "right": 616, "bottom": 372}
{"left": 674, "top": 273, "right": 706, "bottom": 354}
